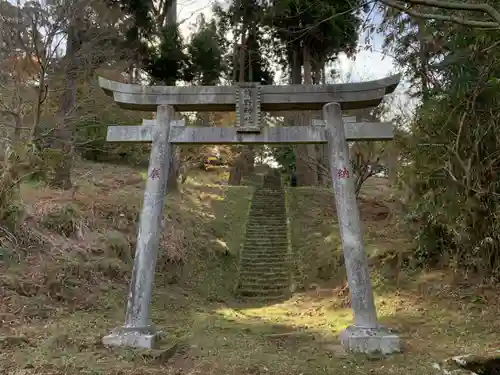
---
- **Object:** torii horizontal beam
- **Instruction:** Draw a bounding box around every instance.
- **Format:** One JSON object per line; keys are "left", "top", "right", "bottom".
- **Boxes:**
{"left": 98, "top": 74, "right": 401, "bottom": 112}
{"left": 106, "top": 121, "right": 393, "bottom": 144}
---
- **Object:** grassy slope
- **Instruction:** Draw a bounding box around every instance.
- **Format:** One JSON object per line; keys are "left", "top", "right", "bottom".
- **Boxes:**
{"left": 1, "top": 168, "right": 499, "bottom": 375}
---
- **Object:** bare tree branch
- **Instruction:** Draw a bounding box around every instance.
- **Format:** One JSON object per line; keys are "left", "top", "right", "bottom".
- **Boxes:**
{"left": 380, "top": 0, "right": 500, "bottom": 28}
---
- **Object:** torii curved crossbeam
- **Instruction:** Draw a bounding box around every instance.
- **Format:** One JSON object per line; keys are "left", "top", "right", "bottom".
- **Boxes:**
{"left": 98, "top": 74, "right": 401, "bottom": 112}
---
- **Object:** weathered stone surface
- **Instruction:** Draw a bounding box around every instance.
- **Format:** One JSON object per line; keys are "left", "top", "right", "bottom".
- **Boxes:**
{"left": 324, "top": 102, "right": 379, "bottom": 329}
{"left": 339, "top": 326, "right": 400, "bottom": 355}
{"left": 98, "top": 74, "right": 401, "bottom": 112}
{"left": 324, "top": 102, "right": 399, "bottom": 354}
{"left": 432, "top": 354, "right": 500, "bottom": 375}
{"left": 236, "top": 82, "right": 261, "bottom": 132}
{"left": 106, "top": 122, "right": 393, "bottom": 143}
{"left": 236, "top": 173, "right": 290, "bottom": 299}
{"left": 102, "top": 327, "right": 159, "bottom": 349}
{"left": 102, "top": 105, "right": 174, "bottom": 348}
{"left": 142, "top": 119, "right": 185, "bottom": 126}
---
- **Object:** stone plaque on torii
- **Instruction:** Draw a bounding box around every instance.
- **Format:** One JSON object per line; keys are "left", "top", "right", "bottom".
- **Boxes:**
{"left": 98, "top": 75, "right": 402, "bottom": 354}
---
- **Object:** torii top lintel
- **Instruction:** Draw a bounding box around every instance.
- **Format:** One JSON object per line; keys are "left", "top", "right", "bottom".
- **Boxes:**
{"left": 98, "top": 74, "right": 401, "bottom": 112}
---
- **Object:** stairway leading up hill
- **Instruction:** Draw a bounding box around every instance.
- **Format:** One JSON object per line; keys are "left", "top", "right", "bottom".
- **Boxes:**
{"left": 236, "top": 171, "right": 290, "bottom": 300}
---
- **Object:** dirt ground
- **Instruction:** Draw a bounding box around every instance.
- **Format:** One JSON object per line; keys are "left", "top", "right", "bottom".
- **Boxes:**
{"left": 0, "top": 167, "right": 498, "bottom": 375}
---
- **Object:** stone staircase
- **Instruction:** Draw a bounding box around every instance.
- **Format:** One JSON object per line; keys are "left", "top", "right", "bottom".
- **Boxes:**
{"left": 236, "top": 171, "right": 290, "bottom": 300}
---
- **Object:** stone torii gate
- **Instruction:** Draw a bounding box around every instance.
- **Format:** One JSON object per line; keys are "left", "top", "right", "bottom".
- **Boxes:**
{"left": 98, "top": 75, "right": 401, "bottom": 355}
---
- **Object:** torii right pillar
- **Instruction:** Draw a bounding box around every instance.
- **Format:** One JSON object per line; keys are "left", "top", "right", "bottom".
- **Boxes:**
{"left": 323, "top": 103, "right": 400, "bottom": 355}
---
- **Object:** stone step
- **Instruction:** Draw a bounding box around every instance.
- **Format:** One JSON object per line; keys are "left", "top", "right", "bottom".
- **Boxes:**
{"left": 252, "top": 197, "right": 284, "bottom": 200}
{"left": 239, "top": 272, "right": 287, "bottom": 278}
{"left": 241, "top": 254, "right": 288, "bottom": 259}
{"left": 245, "top": 224, "right": 287, "bottom": 228}
{"left": 250, "top": 203, "right": 285, "bottom": 208}
{"left": 249, "top": 217, "right": 284, "bottom": 220}
{"left": 236, "top": 293, "right": 289, "bottom": 302}
{"left": 239, "top": 262, "right": 288, "bottom": 270}
{"left": 245, "top": 228, "right": 287, "bottom": 232}
{"left": 247, "top": 216, "right": 286, "bottom": 220}
{"left": 241, "top": 246, "right": 288, "bottom": 252}
{"left": 239, "top": 261, "right": 288, "bottom": 270}
{"left": 251, "top": 200, "right": 285, "bottom": 204}
{"left": 240, "top": 253, "right": 288, "bottom": 263}
{"left": 244, "top": 233, "right": 287, "bottom": 238}
{"left": 251, "top": 198, "right": 284, "bottom": 202}
{"left": 252, "top": 197, "right": 283, "bottom": 201}
{"left": 245, "top": 223, "right": 287, "bottom": 227}
{"left": 244, "top": 236, "right": 287, "bottom": 241}
{"left": 249, "top": 203, "right": 285, "bottom": 206}
{"left": 244, "top": 235, "right": 288, "bottom": 240}
{"left": 249, "top": 210, "right": 285, "bottom": 214}
{"left": 238, "top": 276, "right": 289, "bottom": 285}
{"left": 237, "top": 284, "right": 288, "bottom": 293}
{"left": 249, "top": 214, "right": 285, "bottom": 217}
{"left": 236, "top": 288, "right": 288, "bottom": 298}
{"left": 245, "top": 225, "right": 287, "bottom": 229}
{"left": 251, "top": 197, "right": 285, "bottom": 201}
{"left": 241, "top": 249, "right": 288, "bottom": 255}
{"left": 251, "top": 200, "right": 284, "bottom": 203}
{"left": 251, "top": 197, "right": 284, "bottom": 199}
{"left": 247, "top": 215, "right": 286, "bottom": 217}
{"left": 240, "top": 261, "right": 287, "bottom": 267}
{"left": 239, "top": 270, "right": 289, "bottom": 279}
{"left": 248, "top": 212, "right": 286, "bottom": 216}
{"left": 242, "top": 244, "right": 288, "bottom": 250}
{"left": 244, "top": 237, "right": 287, "bottom": 241}
{"left": 243, "top": 244, "right": 288, "bottom": 249}
{"left": 242, "top": 246, "right": 288, "bottom": 252}
{"left": 245, "top": 229, "right": 287, "bottom": 233}
{"left": 242, "top": 250, "right": 288, "bottom": 256}
{"left": 243, "top": 244, "right": 288, "bottom": 250}
{"left": 253, "top": 197, "right": 282, "bottom": 200}
{"left": 247, "top": 218, "right": 286, "bottom": 222}
{"left": 238, "top": 284, "right": 289, "bottom": 292}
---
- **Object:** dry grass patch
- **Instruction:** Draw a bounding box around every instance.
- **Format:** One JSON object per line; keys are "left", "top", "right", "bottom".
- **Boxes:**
{"left": 1, "top": 171, "right": 498, "bottom": 375}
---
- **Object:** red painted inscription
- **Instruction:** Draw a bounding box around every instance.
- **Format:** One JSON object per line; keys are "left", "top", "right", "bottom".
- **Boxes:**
{"left": 337, "top": 167, "right": 349, "bottom": 179}
{"left": 149, "top": 168, "right": 160, "bottom": 180}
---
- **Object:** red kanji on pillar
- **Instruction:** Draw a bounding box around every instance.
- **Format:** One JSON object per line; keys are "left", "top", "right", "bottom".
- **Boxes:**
{"left": 149, "top": 168, "right": 160, "bottom": 180}
{"left": 337, "top": 167, "right": 349, "bottom": 179}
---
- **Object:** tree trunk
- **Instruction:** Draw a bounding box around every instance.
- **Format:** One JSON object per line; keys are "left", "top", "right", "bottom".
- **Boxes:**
{"left": 164, "top": 0, "right": 181, "bottom": 193}
{"left": 229, "top": 15, "right": 253, "bottom": 186}
{"left": 238, "top": 26, "right": 246, "bottom": 82}
{"left": 248, "top": 22, "right": 255, "bottom": 82}
{"left": 167, "top": 146, "right": 179, "bottom": 191}
{"left": 49, "top": 15, "right": 81, "bottom": 189}
{"left": 315, "top": 56, "right": 330, "bottom": 186}
{"left": 29, "top": 69, "right": 45, "bottom": 143}
{"left": 417, "top": 18, "right": 430, "bottom": 102}
{"left": 295, "top": 44, "right": 317, "bottom": 186}
{"left": 228, "top": 156, "right": 244, "bottom": 185}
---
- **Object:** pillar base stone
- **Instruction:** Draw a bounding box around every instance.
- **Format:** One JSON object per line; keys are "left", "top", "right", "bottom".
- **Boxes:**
{"left": 102, "top": 326, "right": 160, "bottom": 349}
{"left": 340, "top": 325, "right": 400, "bottom": 355}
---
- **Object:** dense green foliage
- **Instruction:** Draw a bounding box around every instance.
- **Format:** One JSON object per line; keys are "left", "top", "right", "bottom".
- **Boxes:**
{"left": 382, "top": 9, "right": 500, "bottom": 275}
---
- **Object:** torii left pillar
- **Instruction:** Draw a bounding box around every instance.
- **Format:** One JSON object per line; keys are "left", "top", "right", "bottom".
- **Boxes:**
{"left": 102, "top": 105, "right": 174, "bottom": 349}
